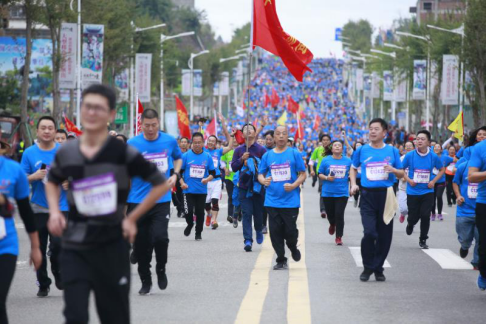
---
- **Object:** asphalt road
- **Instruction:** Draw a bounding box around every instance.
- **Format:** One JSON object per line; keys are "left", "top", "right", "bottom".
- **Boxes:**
{"left": 7, "top": 182, "right": 486, "bottom": 324}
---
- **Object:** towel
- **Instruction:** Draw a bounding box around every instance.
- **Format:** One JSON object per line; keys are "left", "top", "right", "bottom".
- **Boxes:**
{"left": 383, "top": 186, "right": 398, "bottom": 225}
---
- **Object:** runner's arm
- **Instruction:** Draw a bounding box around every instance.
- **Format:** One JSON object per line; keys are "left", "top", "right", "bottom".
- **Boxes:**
{"left": 468, "top": 167, "right": 486, "bottom": 183}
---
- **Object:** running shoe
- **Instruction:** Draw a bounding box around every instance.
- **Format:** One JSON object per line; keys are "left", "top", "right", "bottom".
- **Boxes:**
{"left": 256, "top": 231, "right": 264, "bottom": 244}
{"left": 291, "top": 248, "right": 301, "bottom": 262}
{"left": 437, "top": 214, "right": 444, "bottom": 221}
{"left": 335, "top": 237, "right": 343, "bottom": 246}
{"left": 262, "top": 226, "right": 268, "bottom": 234}
{"left": 238, "top": 212, "right": 242, "bottom": 222}
{"left": 460, "top": 247, "right": 469, "bottom": 258}
{"left": 431, "top": 213, "right": 436, "bottom": 221}
{"left": 244, "top": 240, "right": 252, "bottom": 252}
{"left": 329, "top": 224, "right": 336, "bottom": 235}
{"left": 448, "top": 203, "right": 453, "bottom": 208}
{"left": 472, "top": 263, "right": 479, "bottom": 270}
{"left": 37, "top": 287, "right": 49, "bottom": 298}
{"left": 184, "top": 224, "right": 193, "bottom": 237}
{"left": 205, "top": 215, "right": 211, "bottom": 227}
{"left": 374, "top": 272, "right": 386, "bottom": 282}
{"left": 419, "top": 239, "right": 429, "bottom": 249}
{"left": 211, "top": 222, "right": 219, "bottom": 230}
{"left": 406, "top": 224, "right": 414, "bottom": 235}
{"left": 227, "top": 215, "right": 233, "bottom": 223}
{"left": 321, "top": 211, "right": 327, "bottom": 219}
{"left": 157, "top": 269, "right": 168, "bottom": 290}
{"left": 233, "top": 217, "right": 238, "bottom": 228}
{"left": 273, "top": 261, "right": 288, "bottom": 270}
{"left": 139, "top": 280, "right": 152, "bottom": 295}
{"left": 360, "top": 268, "right": 373, "bottom": 282}
{"left": 195, "top": 233, "right": 202, "bottom": 241}
{"left": 478, "top": 274, "right": 486, "bottom": 291}
{"left": 399, "top": 214, "right": 405, "bottom": 223}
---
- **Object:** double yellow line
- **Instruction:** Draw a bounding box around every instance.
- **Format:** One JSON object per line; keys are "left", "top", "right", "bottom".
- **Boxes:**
{"left": 235, "top": 193, "right": 311, "bottom": 324}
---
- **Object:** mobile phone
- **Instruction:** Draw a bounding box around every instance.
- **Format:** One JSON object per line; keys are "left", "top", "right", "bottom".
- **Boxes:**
{"left": 40, "top": 163, "right": 46, "bottom": 170}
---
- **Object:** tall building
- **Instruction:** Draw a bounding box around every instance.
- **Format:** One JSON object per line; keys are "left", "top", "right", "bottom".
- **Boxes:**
{"left": 409, "top": 0, "right": 466, "bottom": 25}
{"left": 172, "top": 0, "right": 195, "bottom": 9}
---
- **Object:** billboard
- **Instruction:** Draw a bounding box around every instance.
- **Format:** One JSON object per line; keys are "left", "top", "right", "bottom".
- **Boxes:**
{"left": 81, "top": 24, "right": 104, "bottom": 88}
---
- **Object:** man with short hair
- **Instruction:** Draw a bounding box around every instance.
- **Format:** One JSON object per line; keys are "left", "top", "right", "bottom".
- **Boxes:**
{"left": 310, "top": 134, "right": 331, "bottom": 218}
{"left": 127, "top": 108, "right": 182, "bottom": 295}
{"left": 46, "top": 84, "right": 168, "bottom": 324}
{"left": 55, "top": 129, "right": 67, "bottom": 144}
{"left": 402, "top": 130, "right": 444, "bottom": 249}
{"left": 351, "top": 118, "right": 404, "bottom": 282}
{"left": 21, "top": 116, "right": 69, "bottom": 297}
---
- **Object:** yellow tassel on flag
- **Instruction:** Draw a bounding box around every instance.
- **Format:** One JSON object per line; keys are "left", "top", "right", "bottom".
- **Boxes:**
{"left": 277, "top": 111, "right": 287, "bottom": 126}
{"left": 448, "top": 111, "right": 464, "bottom": 140}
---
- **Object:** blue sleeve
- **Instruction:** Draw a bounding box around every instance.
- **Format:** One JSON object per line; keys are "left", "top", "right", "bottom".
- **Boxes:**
{"left": 402, "top": 153, "right": 410, "bottom": 169}
{"left": 231, "top": 147, "right": 243, "bottom": 172}
{"left": 258, "top": 152, "right": 268, "bottom": 175}
{"left": 20, "top": 151, "right": 32, "bottom": 175}
{"left": 207, "top": 154, "right": 215, "bottom": 171}
{"left": 181, "top": 153, "right": 187, "bottom": 170}
{"left": 393, "top": 148, "right": 402, "bottom": 169}
{"left": 352, "top": 146, "right": 361, "bottom": 168}
{"left": 456, "top": 147, "right": 464, "bottom": 159}
{"left": 469, "top": 145, "right": 483, "bottom": 169}
{"left": 434, "top": 155, "right": 443, "bottom": 169}
{"left": 318, "top": 158, "right": 327, "bottom": 175}
{"left": 15, "top": 166, "right": 30, "bottom": 199}
{"left": 453, "top": 163, "right": 465, "bottom": 185}
{"left": 295, "top": 150, "right": 306, "bottom": 172}
{"left": 172, "top": 140, "right": 182, "bottom": 160}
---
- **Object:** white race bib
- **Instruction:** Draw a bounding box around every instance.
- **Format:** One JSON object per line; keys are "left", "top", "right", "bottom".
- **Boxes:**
{"left": 447, "top": 163, "right": 455, "bottom": 173}
{"left": 330, "top": 165, "right": 347, "bottom": 179}
{"left": 468, "top": 183, "right": 479, "bottom": 199}
{"left": 212, "top": 156, "right": 219, "bottom": 169}
{"left": 270, "top": 163, "right": 291, "bottom": 182}
{"left": 72, "top": 173, "right": 117, "bottom": 217}
{"left": 365, "top": 162, "right": 388, "bottom": 181}
{"left": 413, "top": 169, "right": 430, "bottom": 184}
{"left": 144, "top": 152, "right": 168, "bottom": 174}
{"left": 189, "top": 164, "right": 205, "bottom": 179}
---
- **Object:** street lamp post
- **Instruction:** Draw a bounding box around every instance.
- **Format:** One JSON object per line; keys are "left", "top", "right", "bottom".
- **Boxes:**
{"left": 396, "top": 31, "right": 431, "bottom": 130}
{"left": 218, "top": 54, "right": 246, "bottom": 116}
{"left": 189, "top": 50, "right": 209, "bottom": 120}
{"left": 160, "top": 31, "right": 195, "bottom": 128}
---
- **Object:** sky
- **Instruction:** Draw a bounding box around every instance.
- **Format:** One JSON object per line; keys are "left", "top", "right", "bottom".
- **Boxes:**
{"left": 195, "top": 0, "right": 415, "bottom": 58}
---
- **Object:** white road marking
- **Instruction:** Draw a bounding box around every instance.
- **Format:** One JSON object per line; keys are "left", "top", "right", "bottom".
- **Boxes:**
{"left": 348, "top": 247, "right": 391, "bottom": 268}
{"left": 422, "top": 249, "right": 473, "bottom": 270}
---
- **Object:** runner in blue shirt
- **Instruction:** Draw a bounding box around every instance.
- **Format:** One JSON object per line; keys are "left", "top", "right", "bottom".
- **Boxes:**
{"left": 180, "top": 132, "right": 216, "bottom": 241}
{"left": 350, "top": 118, "right": 404, "bottom": 282}
{"left": 431, "top": 143, "right": 454, "bottom": 221}
{"left": 0, "top": 139, "right": 41, "bottom": 324}
{"left": 21, "top": 115, "right": 68, "bottom": 297}
{"left": 467, "top": 139, "right": 486, "bottom": 290}
{"left": 318, "top": 141, "right": 352, "bottom": 246}
{"left": 453, "top": 161, "right": 479, "bottom": 269}
{"left": 402, "top": 130, "right": 444, "bottom": 249}
{"left": 127, "top": 108, "right": 182, "bottom": 295}
{"left": 258, "top": 125, "right": 306, "bottom": 270}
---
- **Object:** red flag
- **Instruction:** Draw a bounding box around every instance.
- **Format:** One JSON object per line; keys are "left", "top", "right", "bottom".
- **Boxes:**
{"left": 253, "top": 117, "right": 259, "bottom": 127}
{"left": 205, "top": 118, "right": 217, "bottom": 140}
{"left": 63, "top": 114, "right": 82, "bottom": 136}
{"left": 294, "top": 113, "right": 304, "bottom": 141}
{"left": 136, "top": 99, "right": 144, "bottom": 136}
{"left": 287, "top": 96, "right": 299, "bottom": 114}
{"left": 234, "top": 129, "right": 245, "bottom": 145}
{"left": 252, "top": 0, "right": 313, "bottom": 81}
{"left": 264, "top": 93, "right": 271, "bottom": 107}
{"left": 271, "top": 88, "right": 279, "bottom": 107}
{"left": 299, "top": 109, "right": 306, "bottom": 120}
{"left": 313, "top": 115, "right": 321, "bottom": 131}
{"left": 175, "top": 95, "right": 191, "bottom": 139}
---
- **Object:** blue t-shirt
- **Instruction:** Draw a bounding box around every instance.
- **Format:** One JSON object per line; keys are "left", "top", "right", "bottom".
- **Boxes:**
{"left": 21, "top": 143, "right": 69, "bottom": 211}
{"left": 127, "top": 132, "right": 182, "bottom": 204}
{"left": 204, "top": 148, "right": 223, "bottom": 181}
{"left": 456, "top": 147, "right": 464, "bottom": 159}
{"left": 436, "top": 155, "right": 453, "bottom": 183}
{"left": 352, "top": 144, "right": 402, "bottom": 188}
{"left": 259, "top": 147, "right": 306, "bottom": 208}
{"left": 318, "top": 155, "right": 352, "bottom": 197}
{"left": 351, "top": 150, "right": 361, "bottom": 179}
{"left": 402, "top": 150, "right": 443, "bottom": 195}
{"left": 453, "top": 162, "right": 477, "bottom": 217}
{"left": 181, "top": 150, "right": 215, "bottom": 194}
{"left": 0, "top": 156, "right": 30, "bottom": 256}
{"left": 468, "top": 140, "right": 486, "bottom": 204}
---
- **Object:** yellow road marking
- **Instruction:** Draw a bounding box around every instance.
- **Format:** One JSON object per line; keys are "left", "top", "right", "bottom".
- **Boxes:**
{"left": 234, "top": 232, "right": 274, "bottom": 324}
{"left": 287, "top": 193, "right": 311, "bottom": 324}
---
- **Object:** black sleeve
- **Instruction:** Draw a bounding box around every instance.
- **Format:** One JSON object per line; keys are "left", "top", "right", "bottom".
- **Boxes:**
{"left": 126, "top": 146, "right": 166, "bottom": 186}
{"left": 47, "top": 153, "right": 66, "bottom": 185}
{"left": 208, "top": 169, "right": 216, "bottom": 177}
{"left": 16, "top": 197, "right": 37, "bottom": 233}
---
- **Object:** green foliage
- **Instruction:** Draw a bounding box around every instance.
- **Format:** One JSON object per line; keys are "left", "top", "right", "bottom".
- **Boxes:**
{"left": 342, "top": 19, "right": 373, "bottom": 53}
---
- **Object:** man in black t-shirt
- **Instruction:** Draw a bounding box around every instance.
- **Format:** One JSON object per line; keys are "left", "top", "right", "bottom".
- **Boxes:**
{"left": 46, "top": 85, "right": 168, "bottom": 324}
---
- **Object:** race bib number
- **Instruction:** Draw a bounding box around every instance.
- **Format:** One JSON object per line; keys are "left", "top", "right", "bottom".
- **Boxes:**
{"left": 330, "top": 165, "right": 347, "bottom": 179}
{"left": 190, "top": 164, "right": 205, "bottom": 179}
{"left": 212, "top": 156, "right": 219, "bottom": 169}
{"left": 468, "top": 183, "right": 478, "bottom": 199}
{"left": 270, "top": 163, "right": 291, "bottom": 182}
{"left": 365, "top": 162, "right": 388, "bottom": 181}
{"left": 144, "top": 152, "right": 168, "bottom": 174}
{"left": 413, "top": 169, "right": 430, "bottom": 184}
{"left": 72, "top": 173, "right": 117, "bottom": 217}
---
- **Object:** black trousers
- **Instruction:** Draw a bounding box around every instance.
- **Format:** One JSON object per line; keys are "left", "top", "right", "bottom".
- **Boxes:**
{"left": 183, "top": 193, "right": 207, "bottom": 235}
{"left": 267, "top": 207, "right": 299, "bottom": 263}
{"left": 225, "top": 179, "right": 234, "bottom": 218}
{"left": 407, "top": 193, "right": 434, "bottom": 241}
{"left": 262, "top": 187, "right": 268, "bottom": 227}
{"left": 360, "top": 188, "right": 393, "bottom": 273}
{"left": 353, "top": 178, "right": 362, "bottom": 203}
{"left": 318, "top": 179, "right": 325, "bottom": 212}
{"left": 175, "top": 181, "right": 184, "bottom": 215}
{"left": 0, "top": 254, "right": 17, "bottom": 324}
{"left": 445, "top": 174, "right": 456, "bottom": 205}
{"left": 323, "top": 196, "right": 348, "bottom": 237}
{"left": 61, "top": 238, "right": 131, "bottom": 324}
{"left": 432, "top": 182, "right": 446, "bottom": 215}
{"left": 476, "top": 203, "right": 486, "bottom": 278}
{"left": 35, "top": 213, "right": 61, "bottom": 289}
{"left": 127, "top": 202, "right": 170, "bottom": 283}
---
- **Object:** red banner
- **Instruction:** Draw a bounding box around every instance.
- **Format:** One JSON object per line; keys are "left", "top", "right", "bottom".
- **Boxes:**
{"left": 175, "top": 95, "right": 191, "bottom": 139}
{"left": 63, "top": 114, "right": 82, "bottom": 136}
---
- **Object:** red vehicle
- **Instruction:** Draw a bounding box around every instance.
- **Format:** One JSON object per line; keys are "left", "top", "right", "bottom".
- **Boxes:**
{"left": 0, "top": 112, "right": 33, "bottom": 159}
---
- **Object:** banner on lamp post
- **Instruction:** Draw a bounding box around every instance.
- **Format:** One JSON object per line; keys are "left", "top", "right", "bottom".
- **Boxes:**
{"left": 383, "top": 70, "right": 393, "bottom": 101}
{"left": 182, "top": 69, "right": 202, "bottom": 96}
{"left": 356, "top": 68, "right": 363, "bottom": 91}
{"left": 394, "top": 73, "right": 407, "bottom": 103}
{"left": 115, "top": 68, "right": 129, "bottom": 102}
{"left": 219, "top": 72, "right": 229, "bottom": 96}
{"left": 59, "top": 23, "right": 77, "bottom": 89}
{"left": 372, "top": 72, "right": 380, "bottom": 99}
{"left": 135, "top": 54, "right": 152, "bottom": 103}
{"left": 441, "top": 55, "right": 459, "bottom": 105}
{"left": 412, "top": 60, "right": 426, "bottom": 100}
{"left": 363, "top": 73, "right": 371, "bottom": 96}
{"left": 81, "top": 24, "right": 104, "bottom": 88}
{"left": 115, "top": 103, "right": 128, "bottom": 124}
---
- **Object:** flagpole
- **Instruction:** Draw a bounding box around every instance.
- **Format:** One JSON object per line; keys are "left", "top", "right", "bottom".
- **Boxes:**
{"left": 245, "top": 51, "right": 253, "bottom": 153}
{"left": 135, "top": 92, "right": 139, "bottom": 136}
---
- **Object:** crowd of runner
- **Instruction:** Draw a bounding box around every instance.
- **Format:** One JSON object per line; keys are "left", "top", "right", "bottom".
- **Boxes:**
{"left": 0, "top": 57, "right": 484, "bottom": 324}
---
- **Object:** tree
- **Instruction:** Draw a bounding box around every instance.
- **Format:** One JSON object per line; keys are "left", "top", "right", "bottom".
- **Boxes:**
{"left": 342, "top": 19, "right": 373, "bottom": 53}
